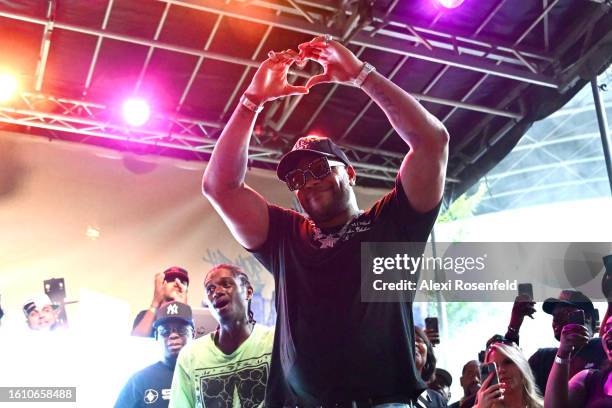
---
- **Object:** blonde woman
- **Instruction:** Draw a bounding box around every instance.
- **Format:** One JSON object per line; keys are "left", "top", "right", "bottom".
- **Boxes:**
{"left": 474, "top": 342, "right": 543, "bottom": 408}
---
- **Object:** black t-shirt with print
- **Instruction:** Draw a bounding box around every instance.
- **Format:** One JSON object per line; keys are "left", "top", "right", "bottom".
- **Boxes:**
{"left": 114, "top": 361, "right": 174, "bottom": 408}
{"left": 251, "top": 178, "right": 441, "bottom": 407}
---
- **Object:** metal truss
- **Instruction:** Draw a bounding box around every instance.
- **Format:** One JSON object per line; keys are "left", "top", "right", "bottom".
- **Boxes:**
{"left": 0, "top": 0, "right": 603, "bottom": 193}
{"left": 0, "top": 92, "right": 421, "bottom": 183}
{"left": 165, "top": 0, "right": 557, "bottom": 88}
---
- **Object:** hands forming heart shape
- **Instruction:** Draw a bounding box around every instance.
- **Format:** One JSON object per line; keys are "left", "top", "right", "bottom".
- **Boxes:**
{"left": 244, "top": 35, "right": 364, "bottom": 106}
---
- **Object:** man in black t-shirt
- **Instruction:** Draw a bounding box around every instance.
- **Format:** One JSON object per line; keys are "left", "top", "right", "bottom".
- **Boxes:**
{"left": 132, "top": 267, "right": 189, "bottom": 337}
{"left": 203, "top": 36, "right": 449, "bottom": 406}
{"left": 115, "top": 301, "right": 194, "bottom": 408}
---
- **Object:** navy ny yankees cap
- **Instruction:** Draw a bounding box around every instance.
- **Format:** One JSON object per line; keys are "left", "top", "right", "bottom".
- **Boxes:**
{"left": 154, "top": 301, "right": 194, "bottom": 329}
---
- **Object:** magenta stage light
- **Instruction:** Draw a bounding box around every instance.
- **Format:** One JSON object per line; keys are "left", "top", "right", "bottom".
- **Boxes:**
{"left": 122, "top": 98, "right": 151, "bottom": 127}
{"left": 0, "top": 72, "right": 19, "bottom": 103}
{"left": 436, "top": 0, "right": 465, "bottom": 9}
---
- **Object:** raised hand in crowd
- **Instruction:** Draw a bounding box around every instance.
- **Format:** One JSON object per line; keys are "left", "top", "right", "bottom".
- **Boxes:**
{"left": 556, "top": 322, "right": 590, "bottom": 360}
{"left": 132, "top": 268, "right": 189, "bottom": 337}
{"left": 505, "top": 294, "right": 536, "bottom": 343}
{"left": 425, "top": 327, "right": 440, "bottom": 347}
{"left": 473, "top": 372, "right": 504, "bottom": 408}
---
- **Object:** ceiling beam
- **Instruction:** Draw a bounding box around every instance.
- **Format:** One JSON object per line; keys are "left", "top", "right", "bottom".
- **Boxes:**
{"left": 161, "top": 0, "right": 558, "bottom": 88}
{"left": 0, "top": 9, "right": 521, "bottom": 119}
{"left": 0, "top": 92, "right": 424, "bottom": 184}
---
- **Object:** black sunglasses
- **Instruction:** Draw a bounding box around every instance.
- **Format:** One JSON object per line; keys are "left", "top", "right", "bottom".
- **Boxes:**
{"left": 157, "top": 325, "right": 192, "bottom": 337}
{"left": 284, "top": 156, "right": 344, "bottom": 191}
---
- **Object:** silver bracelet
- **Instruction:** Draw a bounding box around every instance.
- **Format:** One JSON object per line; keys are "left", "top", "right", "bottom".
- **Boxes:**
{"left": 351, "top": 62, "right": 376, "bottom": 88}
{"left": 554, "top": 355, "right": 570, "bottom": 365}
{"left": 240, "top": 94, "right": 264, "bottom": 113}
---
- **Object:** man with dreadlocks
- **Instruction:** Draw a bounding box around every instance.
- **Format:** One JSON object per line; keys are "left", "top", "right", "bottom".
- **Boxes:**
{"left": 169, "top": 264, "right": 274, "bottom": 408}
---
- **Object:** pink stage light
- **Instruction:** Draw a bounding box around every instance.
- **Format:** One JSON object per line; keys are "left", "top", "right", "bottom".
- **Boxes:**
{"left": 436, "top": 0, "right": 465, "bottom": 9}
{"left": 122, "top": 98, "right": 151, "bottom": 126}
{"left": 0, "top": 72, "right": 19, "bottom": 103}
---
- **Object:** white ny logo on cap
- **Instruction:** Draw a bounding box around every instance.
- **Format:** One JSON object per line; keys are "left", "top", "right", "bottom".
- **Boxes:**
{"left": 166, "top": 304, "right": 179, "bottom": 315}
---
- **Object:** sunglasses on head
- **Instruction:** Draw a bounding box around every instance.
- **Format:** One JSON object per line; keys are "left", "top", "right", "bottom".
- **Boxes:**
{"left": 284, "top": 156, "right": 345, "bottom": 191}
{"left": 486, "top": 335, "right": 516, "bottom": 350}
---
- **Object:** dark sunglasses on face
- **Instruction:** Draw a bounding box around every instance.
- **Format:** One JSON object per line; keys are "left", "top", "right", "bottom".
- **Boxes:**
{"left": 284, "top": 156, "right": 345, "bottom": 191}
{"left": 157, "top": 326, "right": 192, "bottom": 337}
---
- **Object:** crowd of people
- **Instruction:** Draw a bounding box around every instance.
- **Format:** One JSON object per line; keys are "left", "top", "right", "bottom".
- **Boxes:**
{"left": 9, "top": 35, "right": 612, "bottom": 407}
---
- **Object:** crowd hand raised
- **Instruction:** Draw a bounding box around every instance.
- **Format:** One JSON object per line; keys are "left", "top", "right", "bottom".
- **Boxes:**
{"left": 244, "top": 49, "right": 308, "bottom": 105}
{"left": 424, "top": 328, "right": 440, "bottom": 347}
{"left": 151, "top": 271, "right": 166, "bottom": 308}
{"left": 473, "top": 373, "right": 505, "bottom": 408}
{"left": 509, "top": 294, "right": 536, "bottom": 327}
{"left": 297, "top": 36, "right": 364, "bottom": 89}
{"left": 557, "top": 323, "right": 590, "bottom": 358}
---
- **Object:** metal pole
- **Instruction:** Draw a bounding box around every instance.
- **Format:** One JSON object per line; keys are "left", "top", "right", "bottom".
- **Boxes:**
{"left": 591, "top": 78, "right": 612, "bottom": 195}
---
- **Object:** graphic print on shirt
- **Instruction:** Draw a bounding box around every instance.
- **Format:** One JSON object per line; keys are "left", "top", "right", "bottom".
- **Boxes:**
{"left": 144, "top": 389, "right": 159, "bottom": 404}
{"left": 197, "top": 355, "right": 269, "bottom": 408}
{"left": 310, "top": 213, "right": 372, "bottom": 249}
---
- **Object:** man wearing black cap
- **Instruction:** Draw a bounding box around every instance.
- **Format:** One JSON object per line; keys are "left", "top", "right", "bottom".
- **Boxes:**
{"left": 506, "top": 289, "right": 605, "bottom": 395}
{"left": 203, "top": 35, "right": 448, "bottom": 406}
{"left": 115, "top": 301, "right": 194, "bottom": 408}
{"left": 132, "top": 267, "right": 189, "bottom": 337}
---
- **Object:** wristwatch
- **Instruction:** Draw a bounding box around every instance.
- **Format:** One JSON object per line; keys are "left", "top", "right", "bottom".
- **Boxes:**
{"left": 240, "top": 94, "right": 264, "bottom": 113}
{"left": 554, "top": 355, "right": 570, "bottom": 365}
{"left": 351, "top": 62, "right": 376, "bottom": 88}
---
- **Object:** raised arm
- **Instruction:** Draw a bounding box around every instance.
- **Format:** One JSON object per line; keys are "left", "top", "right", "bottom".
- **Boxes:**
{"left": 131, "top": 272, "right": 166, "bottom": 337}
{"left": 300, "top": 37, "right": 449, "bottom": 212}
{"left": 202, "top": 52, "right": 308, "bottom": 249}
{"left": 543, "top": 323, "right": 589, "bottom": 408}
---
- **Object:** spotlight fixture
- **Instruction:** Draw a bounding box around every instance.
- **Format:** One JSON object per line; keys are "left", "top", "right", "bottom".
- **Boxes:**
{"left": 0, "top": 72, "right": 19, "bottom": 103}
{"left": 436, "top": 0, "right": 465, "bottom": 9}
{"left": 122, "top": 98, "right": 151, "bottom": 127}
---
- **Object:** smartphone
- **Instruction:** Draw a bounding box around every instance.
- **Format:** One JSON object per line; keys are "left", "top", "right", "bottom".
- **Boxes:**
{"left": 480, "top": 362, "right": 499, "bottom": 385}
{"left": 568, "top": 309, "right": 585, "bottom": 325}
{"left": 425, "top": 317, "right": 440, "bottom": 345}
{"left": 478, "top": 350, "right": 486, "bottom": 363}
{"left": 518, "top": 283, "right": 533, "bottom": 299}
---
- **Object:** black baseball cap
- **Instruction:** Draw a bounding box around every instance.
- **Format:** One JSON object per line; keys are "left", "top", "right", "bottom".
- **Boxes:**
{"left": 276, "top": 136, "right": 351, "bottom": 181}
{"left": 434, "top": 368, "right": 452, "bottom": 387}
{"left": 153, "top": 301, "right": 194, "bottom": 329}
{"left": 163, "top": 266, "right": 189, "bottom": 285}
{"left": 542, "top": 289, "right": 595, "bottom": 317}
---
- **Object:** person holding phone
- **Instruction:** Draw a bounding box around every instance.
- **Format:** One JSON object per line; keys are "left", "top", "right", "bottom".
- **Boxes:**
{"left": 544, "top": 314, "right": 612, "bottom": 408}
{"left": 474, "top": 343, "right": 543, "bottom": 408}
{"left": 505, "top": 289, "right": 605, "bottom": 396}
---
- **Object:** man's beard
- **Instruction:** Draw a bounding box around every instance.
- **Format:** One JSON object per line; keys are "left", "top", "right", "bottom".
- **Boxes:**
{"left": 301, "top": 184, "right": 352, "bottom": 224}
